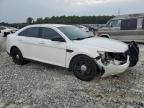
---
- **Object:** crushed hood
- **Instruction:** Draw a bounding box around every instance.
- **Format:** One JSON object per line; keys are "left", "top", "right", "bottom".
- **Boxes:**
{"left": 73, "top": 37, "right": 128, "bottom": 53}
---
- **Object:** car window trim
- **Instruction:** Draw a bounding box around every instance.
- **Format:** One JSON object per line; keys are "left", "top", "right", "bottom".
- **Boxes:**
{"left": 18, "top": 27, "right": 41, "bottom": 38}
{"left": 39, "top": 27, "right": 66, "bottom": 42}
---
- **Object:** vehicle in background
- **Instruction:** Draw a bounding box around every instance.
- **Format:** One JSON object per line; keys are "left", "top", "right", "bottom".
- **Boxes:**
{"left": 97, "top": 13, "right": 144, "bottom": 42}
{"left": 84, "top": 25, "right": 98, "bottom": 32}
{"left": 84, "top": 25, "right": 95, "bottom": 31}
{"left": 5, "top": 24, "right": 139, "bottom": 81}
{"left": 74, "top": 25, "right": 89, "bottom": 32}
{"left": 74, "top": 24, "right": 94, "bottom": 36}
{"left": 0, "top": 26, "right": 18, "bottom": 37}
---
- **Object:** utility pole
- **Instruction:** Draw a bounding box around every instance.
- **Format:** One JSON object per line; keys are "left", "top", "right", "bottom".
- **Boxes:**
{"left": 118, "top": 9, "right": 120, "bottom": 15}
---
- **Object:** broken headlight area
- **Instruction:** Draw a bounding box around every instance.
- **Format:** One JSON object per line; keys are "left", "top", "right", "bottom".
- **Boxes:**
{"left": 96, "top": 51, "right": 127, "bottom": 66}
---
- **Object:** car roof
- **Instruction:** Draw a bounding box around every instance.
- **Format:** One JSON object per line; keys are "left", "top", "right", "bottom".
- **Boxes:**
{"left": 27, "top": 24, "right": 71, "bottom": 28}
{"left": 112, "top": 13, "right": 144, "bottom": 20}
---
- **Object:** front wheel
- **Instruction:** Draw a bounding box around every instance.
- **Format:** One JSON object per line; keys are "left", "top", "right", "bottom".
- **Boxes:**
{"left": 71, "top": 55, "right": 99, "bottom": 81}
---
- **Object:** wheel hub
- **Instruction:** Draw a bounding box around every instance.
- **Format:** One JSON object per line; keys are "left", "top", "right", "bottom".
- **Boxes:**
{"left": 16, "top": 54, "right": 20, "bottom": 59}
{"left": 80, "top": 65, "right": 87, "bottom": 72}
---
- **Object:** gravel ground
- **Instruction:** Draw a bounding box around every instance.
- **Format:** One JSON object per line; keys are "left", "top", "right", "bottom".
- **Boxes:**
{"left": 0, "top": 36, "right": 144, "bottom": 108}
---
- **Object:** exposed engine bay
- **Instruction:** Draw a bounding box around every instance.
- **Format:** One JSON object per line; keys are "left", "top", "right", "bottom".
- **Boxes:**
{"left": 96, "top": 41, "right": 139, "bottom": 67}
{"left": 96, "top": 52, "right": 128, "bottom": 66}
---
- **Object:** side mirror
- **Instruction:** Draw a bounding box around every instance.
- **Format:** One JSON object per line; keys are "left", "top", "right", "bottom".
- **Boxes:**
{"left": 51, "top": 36, "right": 65, "bottom": 42}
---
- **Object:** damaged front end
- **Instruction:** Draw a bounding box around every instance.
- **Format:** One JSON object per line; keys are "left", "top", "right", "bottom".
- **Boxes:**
{"left": 96, "top": 51, "right": 128, "bottom": 66}
{"left": 95, "top": 41, "right": 139, "bottom": 77}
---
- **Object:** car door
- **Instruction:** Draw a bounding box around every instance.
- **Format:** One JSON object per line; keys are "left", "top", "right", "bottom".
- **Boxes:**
{"left": 38, "top": 27, "right": 67, "bottom": 67}
{"left": 17, "top": 27, "right": 42, "bottom": 60}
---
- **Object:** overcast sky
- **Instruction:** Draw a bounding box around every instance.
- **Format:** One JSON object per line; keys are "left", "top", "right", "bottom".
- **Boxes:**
{"left": 0, "top": 0, "right": 144, "bottom": 23}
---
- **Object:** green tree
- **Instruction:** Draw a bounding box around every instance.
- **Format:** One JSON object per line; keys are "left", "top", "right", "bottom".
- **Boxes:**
{"left": 34, "top": 16, "right": 114, "bottom": 24}
{"left": 36, "top": 18, "right": 44, "bottom": 24}
{"left": 26, "top": 17, "right": 34, "bottom": 24}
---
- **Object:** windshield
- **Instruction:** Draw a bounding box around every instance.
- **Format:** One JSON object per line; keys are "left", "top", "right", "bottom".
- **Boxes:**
{"left": 58, "top": 26, "right": 93, "bottom": 40}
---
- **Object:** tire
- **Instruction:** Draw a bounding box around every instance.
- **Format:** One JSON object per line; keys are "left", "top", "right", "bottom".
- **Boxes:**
{"left": 71, "top": 55, "right": 99, "bottom": 81}
{"left": 11, "top": 48, "right": 26, "bottom": 65}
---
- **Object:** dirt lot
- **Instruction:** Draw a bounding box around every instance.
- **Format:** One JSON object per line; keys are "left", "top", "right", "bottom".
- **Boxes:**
{"left": 0, "top": 36, "right": 144, "bottom": 108}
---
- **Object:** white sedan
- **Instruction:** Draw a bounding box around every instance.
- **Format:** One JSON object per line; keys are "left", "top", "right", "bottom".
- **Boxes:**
{"left": 5, "top": 24, "right": 139, "bottom": 81}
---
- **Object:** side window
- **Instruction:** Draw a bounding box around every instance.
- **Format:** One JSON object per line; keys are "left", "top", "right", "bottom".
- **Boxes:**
{"left": 106, "top": 20, "right": 120, "bottom": 27}
{"left": 121, "top": 19, "right": 137, "bottom": 30}
{"left": 18, "top": 27, "right": 40, "bottom": 38}
{"left": 41, "top": 27, "right": 61, "bottom": 40}
{"left": 142, "top": 19, "right": 144, "bottom": 29}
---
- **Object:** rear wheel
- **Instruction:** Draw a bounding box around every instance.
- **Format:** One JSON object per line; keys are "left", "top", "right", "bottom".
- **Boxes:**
{"left": 11, "top": 48, "right": 26, "bottom": 65}
{"left": 71, "top": 55, "right": 99, "bottom": 81}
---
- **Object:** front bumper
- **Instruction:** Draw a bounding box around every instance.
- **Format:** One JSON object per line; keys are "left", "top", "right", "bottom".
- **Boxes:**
{"left": 96, "top": 41, "right": 139, "bottom": 77}
{"left": 96, "top": 56, "right": 130, "bottom": 77}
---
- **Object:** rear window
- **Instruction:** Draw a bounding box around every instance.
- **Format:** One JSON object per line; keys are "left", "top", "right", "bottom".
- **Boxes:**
{"left": 121, "top": 19, "right": 137, "bottom": 30}
{"left": 18, "top": 27, "right": 40, "bottom": 38}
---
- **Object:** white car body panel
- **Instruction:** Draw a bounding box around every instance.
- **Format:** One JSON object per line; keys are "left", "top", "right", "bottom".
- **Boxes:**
{"left": 73, "top": 37, "right": 128, "bottom": 53}
{"left": 6, "top": 24, "right": 135, "bottom": 77}
{"left": 35, "top": 38, "right": 67, "bottom": 67}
